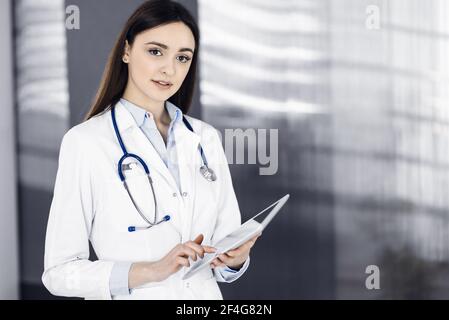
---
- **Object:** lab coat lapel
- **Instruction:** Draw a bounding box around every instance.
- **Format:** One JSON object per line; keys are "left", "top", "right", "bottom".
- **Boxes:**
{"left": 173, "top": 118, "right": 201, "bottom": 241}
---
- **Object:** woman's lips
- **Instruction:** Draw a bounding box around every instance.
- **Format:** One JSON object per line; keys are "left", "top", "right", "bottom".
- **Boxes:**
{"left": 152, "top": 80, "right": 173, "bottom": 89}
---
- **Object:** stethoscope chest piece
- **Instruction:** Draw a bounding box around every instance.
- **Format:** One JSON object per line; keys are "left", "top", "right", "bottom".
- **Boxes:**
{"left": 200, "top": 165, "right": 217, "bottom": 182}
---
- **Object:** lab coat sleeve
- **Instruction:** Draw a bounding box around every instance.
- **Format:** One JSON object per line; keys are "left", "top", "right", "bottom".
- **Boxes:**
{"left": 210, "top": 129, "right": 251, "bottom": 283}
{"left": 42, "top": 128, "right": 115, "bottom": 299}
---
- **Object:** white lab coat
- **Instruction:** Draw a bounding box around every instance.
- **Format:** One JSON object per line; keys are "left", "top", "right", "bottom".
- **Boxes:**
{"left": 42, "top": 101, "right": 247, "bottom": 300}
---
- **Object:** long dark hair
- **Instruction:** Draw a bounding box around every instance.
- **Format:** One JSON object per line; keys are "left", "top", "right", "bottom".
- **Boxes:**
{"left": 84, "top": 0, "right": 200, "bottom": 120}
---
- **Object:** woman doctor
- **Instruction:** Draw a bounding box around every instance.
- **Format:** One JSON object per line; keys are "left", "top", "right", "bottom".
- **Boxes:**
{"left": 42, "top": 0, "right": 260, "bottom": 300}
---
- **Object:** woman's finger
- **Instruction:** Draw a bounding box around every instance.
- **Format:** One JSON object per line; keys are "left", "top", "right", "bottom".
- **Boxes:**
{"left": 211, "top": 259, "right": 226, "bottom": 268}
{"left": 226, "top": 241, "right": 252, "bottom": 257}
{"left": 226, "top": 237, "right": 258, "bottom": 256}
{"left": 202, "top": 246, "right": 217, "bottom": 254}
{"left": 218, "top": 254, "right": 233, "bottom": 264}
{"left": 225, "top": 248, "right": 241, "bottom": 257}
{"left": 193, "top": 234, "right": 204, "bottom": 245}
{"left": 185, "top": 241, "right": 205, "bottom": 258}
{"left": 179, "top": 245, "right": 198, "bottom": 261}
{"left": 216, "top": 258, "right": 227, "bottom": 267}
{"left": 243, "top": 237, "right": 258, "bottom": 249}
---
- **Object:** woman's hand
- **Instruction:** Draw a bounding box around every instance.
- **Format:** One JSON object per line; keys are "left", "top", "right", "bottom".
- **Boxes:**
{"left": 129, "top": 234, "right": 215, "bottom": 288}
{"left": 210, "top": 233, "right": 261, "bottom": 271}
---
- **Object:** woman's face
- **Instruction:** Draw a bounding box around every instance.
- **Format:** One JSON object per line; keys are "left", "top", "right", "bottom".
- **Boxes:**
{"left": 123, "top": 22, "right": 195, "bottom": 104}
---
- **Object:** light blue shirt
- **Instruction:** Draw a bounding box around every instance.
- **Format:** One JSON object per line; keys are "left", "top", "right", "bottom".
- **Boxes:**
{"left": 109, "top": 99, "right": 249, "bottom": 297}
{"left": 121, "top": 98, "right": 183, "bottom": 191}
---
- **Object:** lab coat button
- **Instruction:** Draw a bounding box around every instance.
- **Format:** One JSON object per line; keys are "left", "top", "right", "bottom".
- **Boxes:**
{"left": 182, "top": 192, "right": 188, "bottom": 197}
{"left": 185, "top": 282, "right": 190, "bottom": 288}
{"left": 172, "top": 193, "right": 177, "bottom": 197}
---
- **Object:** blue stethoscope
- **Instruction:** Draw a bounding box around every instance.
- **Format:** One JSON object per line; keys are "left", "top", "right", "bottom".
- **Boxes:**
{"left": 111, "top": 103, "right": 217, "bottom": 232}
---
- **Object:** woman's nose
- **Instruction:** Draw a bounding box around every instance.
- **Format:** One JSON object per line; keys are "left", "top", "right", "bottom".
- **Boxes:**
{"left": 160, "top": 60, "right": 176, "bottom": 76}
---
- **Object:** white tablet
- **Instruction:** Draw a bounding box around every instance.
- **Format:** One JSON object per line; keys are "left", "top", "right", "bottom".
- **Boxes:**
{"left": 182, "top": 194, "right": 290, "bottom": 280}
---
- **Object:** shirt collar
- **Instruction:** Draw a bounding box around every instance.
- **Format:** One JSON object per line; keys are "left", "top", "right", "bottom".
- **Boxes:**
{"left": 165, "top": 100, "right": 183, "bottom": 126}
{"left": 120, "top": 98, "right": 183, "bottom": 128}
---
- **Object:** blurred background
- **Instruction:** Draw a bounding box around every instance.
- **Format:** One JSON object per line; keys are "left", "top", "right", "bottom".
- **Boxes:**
{"left": 1, "top": 0, "right": 449, "bottom": 299}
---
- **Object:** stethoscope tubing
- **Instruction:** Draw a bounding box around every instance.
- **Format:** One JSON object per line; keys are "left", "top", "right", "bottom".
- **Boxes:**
{"left": 110, "top": 103, "right": 215, "bottom": 232}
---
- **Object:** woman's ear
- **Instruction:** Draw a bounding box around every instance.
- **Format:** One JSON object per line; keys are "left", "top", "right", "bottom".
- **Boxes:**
{"left": 123, "top": 40, "right": 130, "bottom": 63}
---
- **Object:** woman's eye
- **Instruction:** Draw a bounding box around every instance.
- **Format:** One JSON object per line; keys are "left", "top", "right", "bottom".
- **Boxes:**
{"left": 148, "top": 49, "right": 190, "bottom": 63}
{"left": 148, "top": 49, "right": 162, "bottom": 56}
{"left": 177, "top": 56, "right": 191, "bottom": 63}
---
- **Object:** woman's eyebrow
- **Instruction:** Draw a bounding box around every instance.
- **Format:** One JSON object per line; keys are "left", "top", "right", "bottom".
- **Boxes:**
{"left": 144, "top": 41, "right": 194, "bottom": 54}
